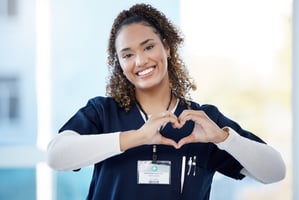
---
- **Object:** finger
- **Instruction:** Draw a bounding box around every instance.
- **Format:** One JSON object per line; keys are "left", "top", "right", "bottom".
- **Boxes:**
{"left": 160, "top": 136, "right": 179, "bottom": 149}
{"left": 177, "top": 135, "right": 194, "bottom": 149}
{"left": 179, "top": 110, "right": 206, "bottom": 126}
{"left": 177, "top": 110, "right": 194, "bottom": 127}
{"left": 160, "top": 112, "right": 180, "bottom": 128}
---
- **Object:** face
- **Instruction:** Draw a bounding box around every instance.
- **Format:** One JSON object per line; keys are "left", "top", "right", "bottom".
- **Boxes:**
{"left": 115, "top": 23, "right": 170, "bottom": 91}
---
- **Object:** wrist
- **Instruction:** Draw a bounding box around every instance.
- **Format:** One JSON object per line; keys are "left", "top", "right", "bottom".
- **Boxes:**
{"left": 119, "top": 130, "right": 144, "bottom": 151}
{"left": 216, "top": 127, "right": 238, "bottom": 150}
{"left": 215, "top": 127, "right": 230, "bottom": 144}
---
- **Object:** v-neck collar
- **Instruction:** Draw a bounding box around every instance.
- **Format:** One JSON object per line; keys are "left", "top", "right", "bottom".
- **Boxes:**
{"left": 137, "top": 98, "right": 180, "bottom": 122}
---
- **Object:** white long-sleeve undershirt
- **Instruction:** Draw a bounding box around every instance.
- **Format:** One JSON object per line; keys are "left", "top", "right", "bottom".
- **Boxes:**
{"left": 216, "top": 128, "right": 286, "bottom": 184}
{"left": 47, "top": 130, "right": 122, "bottom": 171}
{"left": 47, "top": 128, "right": 285, "bottom": 184}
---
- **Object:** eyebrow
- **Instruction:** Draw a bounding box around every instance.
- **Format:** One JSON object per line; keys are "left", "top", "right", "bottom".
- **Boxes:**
{"left": 119, "top": 38, "right": 154, "bottom": 53}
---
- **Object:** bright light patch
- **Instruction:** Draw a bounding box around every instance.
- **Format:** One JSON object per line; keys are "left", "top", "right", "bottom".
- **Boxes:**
{"left": 35, "top": 0, "right": 52, "bottom": 150}
{"left": 180, "top": 0, "right": 291, "bottom": 83}
{"left": 35, "top": 0, "right": 53, "bottom": 200}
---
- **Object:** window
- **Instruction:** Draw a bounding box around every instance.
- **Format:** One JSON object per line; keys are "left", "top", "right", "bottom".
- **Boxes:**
{"left": 0, "top": 76, "right": 20, "bottom": 124}
{"left": 0, "top": 0, "right": 18, "bottom": 17}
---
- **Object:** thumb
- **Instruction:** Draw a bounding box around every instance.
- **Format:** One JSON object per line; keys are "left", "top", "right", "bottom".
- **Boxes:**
{"left": 177, "top": 136, "right": 193, "bottom": 149}
{"left": 160, "top": 136, "right": 179, "bottom": 149}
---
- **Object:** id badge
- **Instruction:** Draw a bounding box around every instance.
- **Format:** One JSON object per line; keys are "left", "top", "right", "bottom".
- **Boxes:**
{"left": 137, "top": 160, "right": 171, "bottom": 184}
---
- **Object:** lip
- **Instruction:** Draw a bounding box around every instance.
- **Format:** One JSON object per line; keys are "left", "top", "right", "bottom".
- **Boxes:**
{"left": 136, "top": 66, "right": 155, "bottom": 77}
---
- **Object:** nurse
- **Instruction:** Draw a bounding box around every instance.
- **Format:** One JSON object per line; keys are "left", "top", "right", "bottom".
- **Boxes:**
{"left": 47, "top": 3, "right": 286, "bottom": 200}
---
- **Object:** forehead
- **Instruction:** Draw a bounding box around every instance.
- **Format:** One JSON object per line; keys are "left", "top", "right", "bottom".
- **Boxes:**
{"left": 115, "top": 23, "right": 161, "bottom": 51}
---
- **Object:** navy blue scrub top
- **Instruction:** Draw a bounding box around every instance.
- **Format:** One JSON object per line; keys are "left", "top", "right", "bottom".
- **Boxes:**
{"left": 59, "top": 97, "right": 265, "bottom": 200}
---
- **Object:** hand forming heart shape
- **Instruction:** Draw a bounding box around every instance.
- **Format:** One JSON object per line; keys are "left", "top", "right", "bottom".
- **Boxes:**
{"left": 140, "top": 110, "right": 229, "bottom": 149}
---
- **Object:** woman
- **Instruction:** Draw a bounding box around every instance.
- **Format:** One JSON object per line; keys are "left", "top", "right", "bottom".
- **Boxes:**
{"left": 47, "top": 3, "right": 286, "bottom": 200}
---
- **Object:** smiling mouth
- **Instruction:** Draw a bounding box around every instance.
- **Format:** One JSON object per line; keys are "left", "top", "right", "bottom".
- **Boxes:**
{"left": 137, "top": 67, "right": 155, "bottom": 76}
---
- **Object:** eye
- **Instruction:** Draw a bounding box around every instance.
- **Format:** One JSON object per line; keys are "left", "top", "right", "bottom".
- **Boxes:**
{"left": 122, "top": 53, "right": 133, "bottom": 59}
{"left": 144, "top": 44, "right": 154, "bottom": 51}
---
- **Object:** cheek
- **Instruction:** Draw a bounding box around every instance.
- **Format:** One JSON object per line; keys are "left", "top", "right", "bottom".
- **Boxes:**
{"left": 119, "top": 62, "right": 132, "bottom": 78}
{"left": 159, "top": 50, "right": 169, "bottom": 66}
{"left": 161, "top": 55, "right": 168, "bottom": 68}
{"left": 119, "top": 60, "right": 128, "bottom": 72}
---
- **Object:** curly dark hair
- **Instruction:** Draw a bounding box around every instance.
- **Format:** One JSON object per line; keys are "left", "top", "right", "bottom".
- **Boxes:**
{"left": 106, "top": 3, "right": 196, "bottom": 111}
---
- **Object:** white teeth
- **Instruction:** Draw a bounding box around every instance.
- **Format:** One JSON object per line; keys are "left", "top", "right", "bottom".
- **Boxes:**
{"left": 137, "top": 67, "right": 154, "bottom": 76}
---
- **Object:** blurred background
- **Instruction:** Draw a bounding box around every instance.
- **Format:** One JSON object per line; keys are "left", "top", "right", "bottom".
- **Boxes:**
{"left": 0, "top": 0, "right": 295, "bottom": 199}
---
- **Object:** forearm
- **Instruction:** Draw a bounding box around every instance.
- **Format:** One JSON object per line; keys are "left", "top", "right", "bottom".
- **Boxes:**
{"left": 216, "top": 128, "right": 286, "bottom": 184}
{"left": 119, "top": 130, "right": 145, "bottom": 151}
{"left": 47, "top": 130, "right": 122, "bottom": 171}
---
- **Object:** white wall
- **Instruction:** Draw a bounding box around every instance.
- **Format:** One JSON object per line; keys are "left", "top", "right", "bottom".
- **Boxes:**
{"left": 292, "top": 0, "right": 298, "bottom": 199}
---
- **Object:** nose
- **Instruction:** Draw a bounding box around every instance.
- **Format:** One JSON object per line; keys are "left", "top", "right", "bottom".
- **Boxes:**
{"left": 135, "top": 52, "right": 148, "bottom": 67}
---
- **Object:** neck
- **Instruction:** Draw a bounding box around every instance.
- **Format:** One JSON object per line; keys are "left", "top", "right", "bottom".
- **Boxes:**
{"left": 135, "top": 85, "right": 173, "bottom": 116}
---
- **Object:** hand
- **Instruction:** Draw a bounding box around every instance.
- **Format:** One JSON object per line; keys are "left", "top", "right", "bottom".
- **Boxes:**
{"left": 176, "top": 110, "right": 229, "bottom": 149}
{"left": 120, "top": 110, "right": 228, "bottom": 151}
{"left": 138, "top": 111, "right": 180, "bottom": 148}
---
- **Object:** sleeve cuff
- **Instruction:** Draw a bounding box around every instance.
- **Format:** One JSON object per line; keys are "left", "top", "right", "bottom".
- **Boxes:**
{"left": 216, "top": 127, "right": 239, "bottom": 150}
{"left": 110, "top": 131, "right": 122, "bottom": 154}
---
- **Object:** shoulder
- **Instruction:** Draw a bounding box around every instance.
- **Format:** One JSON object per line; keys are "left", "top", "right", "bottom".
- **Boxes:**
{"left": 86, "top": 96, "right": 119, "bottom": 109}
{"left": 87, "top": 96, "right": 116, "bottom": 105}
{"left": 187, "top": 101, "right": 226, "bottom": 124}
{"left": 79, "top": 96, "right": 122, "bottom": 118}
{"left": 189, "top": 101, "right": 221, "bottom": 116}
